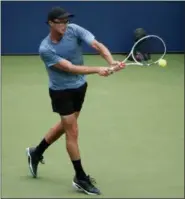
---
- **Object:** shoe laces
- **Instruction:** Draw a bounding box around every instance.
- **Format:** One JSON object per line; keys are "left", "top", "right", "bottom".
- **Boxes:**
{"left": 86, "top": 175, "right": 96, "bottom": 184}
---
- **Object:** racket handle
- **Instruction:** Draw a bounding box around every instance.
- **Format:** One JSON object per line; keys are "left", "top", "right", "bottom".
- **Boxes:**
{"left": 108, "top": 67, "right": 114, "bottom": 74}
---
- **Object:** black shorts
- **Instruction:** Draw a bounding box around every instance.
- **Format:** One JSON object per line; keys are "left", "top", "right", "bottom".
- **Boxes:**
{"left": 49, "top": 82, "right": 88, "bottom": 116}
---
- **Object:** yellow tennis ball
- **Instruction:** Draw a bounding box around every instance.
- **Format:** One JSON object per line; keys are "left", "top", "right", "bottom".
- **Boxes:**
{"left": 158, "top": 59, "right": 167, "bottom": 67}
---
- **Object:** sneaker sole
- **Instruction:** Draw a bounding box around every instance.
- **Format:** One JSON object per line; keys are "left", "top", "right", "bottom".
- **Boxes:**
{"left": 72, "top": 181, "right": 100, "bottom": 195}
{"left": 26, "top": 147, "right": 37, "bottom": 178}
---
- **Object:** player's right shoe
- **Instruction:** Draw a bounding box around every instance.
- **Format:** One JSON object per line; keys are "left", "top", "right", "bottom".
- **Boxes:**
{"left": 26, "top": 147, "right": 45, "bottom": 178}
{"left": 72, "top": 175, "right": 101, "bottom": 195}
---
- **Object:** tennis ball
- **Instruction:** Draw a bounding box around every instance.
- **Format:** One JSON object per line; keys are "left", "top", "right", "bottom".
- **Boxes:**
{"left": 158, "top": 59, "right": 167, "bottom": 67}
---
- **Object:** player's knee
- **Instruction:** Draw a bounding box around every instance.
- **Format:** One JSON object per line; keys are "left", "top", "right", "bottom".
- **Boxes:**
{"left": 62, "top": 114, "right": 79, "bottom": 141}
{"left": 66, "top": 123, "right": 78, "bottom": 139}
{"left": 66, "top": 127, "right": 78, "bottom": 141}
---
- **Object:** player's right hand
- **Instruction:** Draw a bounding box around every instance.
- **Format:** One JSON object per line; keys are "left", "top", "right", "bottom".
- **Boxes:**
{"left": 98, "top": 67, "right": 112, "bottom": 77}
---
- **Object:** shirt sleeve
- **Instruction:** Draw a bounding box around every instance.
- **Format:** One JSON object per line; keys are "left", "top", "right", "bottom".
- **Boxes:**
{"left": 72, "top": 24, "right": 95, "bottom": 45}
{"left": 39, "top": 47, "right": 63, "bottom": 68}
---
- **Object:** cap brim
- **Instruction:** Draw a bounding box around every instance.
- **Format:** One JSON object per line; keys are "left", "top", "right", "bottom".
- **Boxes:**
{"left": 58, "top": 12, "right": 74, "bottom": 19}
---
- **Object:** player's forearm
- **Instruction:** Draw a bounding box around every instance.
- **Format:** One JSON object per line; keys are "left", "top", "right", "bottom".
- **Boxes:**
{"left": 54, "top": 63, "right": 99, "bottom": 75}
{"left": 96, "top": 43, "right": 114, "bottom": 65}
{"left": 68, "top": 65, "right": 99, "bottom": 74}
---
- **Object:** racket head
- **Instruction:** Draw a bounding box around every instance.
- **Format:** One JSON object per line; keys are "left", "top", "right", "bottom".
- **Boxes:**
{"left": 130, "top": 35, "right": 166, "bottom": 66}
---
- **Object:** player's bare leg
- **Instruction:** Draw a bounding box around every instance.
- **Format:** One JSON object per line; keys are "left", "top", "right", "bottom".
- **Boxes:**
{"left": 45, "top": 112, "right": 80, "bottom": 144}
{"left": 62, "top": 113, "right": 100, "bottom": 195}
{"left": 63, "top": 114, "right": 81, "bottom": 160}
{"left": 26, "top": 112, "right": 80, "bottom": 178}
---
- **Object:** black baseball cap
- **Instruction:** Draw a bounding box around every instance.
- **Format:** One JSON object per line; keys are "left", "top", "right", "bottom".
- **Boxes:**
{"left": 47, "top": 7, "right": 74, "bottom": 22}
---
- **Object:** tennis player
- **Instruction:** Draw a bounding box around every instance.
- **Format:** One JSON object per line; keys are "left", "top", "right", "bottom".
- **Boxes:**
{"left": 26, "top": 7, "right": 124, "bottom": 195}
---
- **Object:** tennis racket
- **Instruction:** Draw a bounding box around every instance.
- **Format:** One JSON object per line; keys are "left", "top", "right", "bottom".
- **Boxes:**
{"left": 109, "top": 34, "right": 166, "bottom": 71}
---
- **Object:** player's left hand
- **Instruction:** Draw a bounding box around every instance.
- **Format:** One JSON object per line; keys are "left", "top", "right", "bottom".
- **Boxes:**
{"left": 110, "top": 61, "right": 126, "bottom": 72}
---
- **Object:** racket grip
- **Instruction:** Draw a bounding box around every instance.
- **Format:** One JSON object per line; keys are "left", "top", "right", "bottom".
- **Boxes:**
{"left": 108, "top": 67, "right": 114, "bottom": 74}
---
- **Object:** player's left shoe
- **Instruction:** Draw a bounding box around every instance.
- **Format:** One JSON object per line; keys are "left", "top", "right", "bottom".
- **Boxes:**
{"left": 26, "top": 147, "right": 45, "bottom": 178}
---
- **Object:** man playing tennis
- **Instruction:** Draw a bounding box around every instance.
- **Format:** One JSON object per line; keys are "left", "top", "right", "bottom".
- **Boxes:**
{"left": 26, "top": 7, "right": 124, "bottom": 195}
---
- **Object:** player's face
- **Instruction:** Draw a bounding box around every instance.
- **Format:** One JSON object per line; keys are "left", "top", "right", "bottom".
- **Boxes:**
{"left": 52, "top": 18, "right": 69, "bottom": 34}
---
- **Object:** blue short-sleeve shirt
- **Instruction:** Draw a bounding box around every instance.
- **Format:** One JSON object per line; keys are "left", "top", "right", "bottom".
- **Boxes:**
{"left": 39, "top": 23, "right": 95, "bottom": 90}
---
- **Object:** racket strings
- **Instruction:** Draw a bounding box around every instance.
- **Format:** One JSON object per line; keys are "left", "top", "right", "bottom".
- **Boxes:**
{"left": 132, "top": 36, "right": 166, "bottom": 66}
